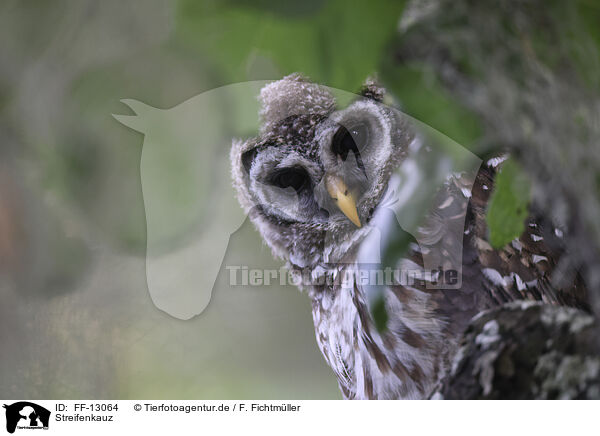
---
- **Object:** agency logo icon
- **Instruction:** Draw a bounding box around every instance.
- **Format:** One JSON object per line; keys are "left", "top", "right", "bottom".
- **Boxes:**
{"left": 3, "top": 402, "right": 50, "bottom": 434}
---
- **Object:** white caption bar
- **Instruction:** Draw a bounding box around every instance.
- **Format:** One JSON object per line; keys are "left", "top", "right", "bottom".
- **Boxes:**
{"left": 0, "top": 400, "right": 597, "bottom": 435}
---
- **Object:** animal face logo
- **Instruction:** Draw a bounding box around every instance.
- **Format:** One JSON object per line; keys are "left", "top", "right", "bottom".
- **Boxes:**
{"left": 3, "top": 402, "right": 50, "bottom": 434}
{"left": 113, "top": 80, "right": 480, "bottom": 320}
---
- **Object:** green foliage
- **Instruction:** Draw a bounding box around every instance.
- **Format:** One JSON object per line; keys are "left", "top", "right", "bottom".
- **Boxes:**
{"left": 382, "top": 59, "right": 482, "bottom": 151}
{"left": 371, "top": 297, "right": 389, "bottom": 333}
{"left": 373, "top": 228, "right": 415, "bottom": 333}
{"left": 176, "top": 0, "right": 406, "bottom": 91}
{"left": 486, "top": 158, "right": 531, "bottom": 249}
{"left": 382, "top": 226, "right": 417, "bottom": 273}
{"left": 381, "top": 64, "right": 483, "bottom": 151}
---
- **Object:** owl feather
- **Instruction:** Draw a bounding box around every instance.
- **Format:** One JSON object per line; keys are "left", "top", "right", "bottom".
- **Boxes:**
{"left": 231, "top": 74, "right": 589, "bottom": 399}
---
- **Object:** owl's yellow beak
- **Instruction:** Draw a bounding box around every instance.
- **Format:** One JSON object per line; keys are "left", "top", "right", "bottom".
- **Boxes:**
{"left": 325, "top": 175, "right": 361, "bottom": 228}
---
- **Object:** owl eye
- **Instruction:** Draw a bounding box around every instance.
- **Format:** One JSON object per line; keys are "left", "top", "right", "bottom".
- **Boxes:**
{"left": 331, "top": 123, "right": 369, "bottom": 160}
{"left": 271, "top": 167, "right": 309, "bottom": 192}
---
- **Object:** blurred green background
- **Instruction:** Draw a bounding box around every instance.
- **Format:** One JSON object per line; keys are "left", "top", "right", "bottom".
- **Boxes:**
{"left": 1, "top": 0, "right": 599, "bottom": 399}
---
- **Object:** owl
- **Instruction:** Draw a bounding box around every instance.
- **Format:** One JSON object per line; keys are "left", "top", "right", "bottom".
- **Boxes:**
{"left": 230, "top": 74, "right": 588, "bottom": 399}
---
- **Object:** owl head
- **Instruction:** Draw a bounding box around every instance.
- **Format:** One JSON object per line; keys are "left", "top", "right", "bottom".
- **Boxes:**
{"left": 231, "top": 74, "right": 414, "bottom": 270}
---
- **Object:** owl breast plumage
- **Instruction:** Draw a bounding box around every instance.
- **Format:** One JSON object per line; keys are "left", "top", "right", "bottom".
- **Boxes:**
{"left": 230, "top": 74, "right": 588, "bottom": 399}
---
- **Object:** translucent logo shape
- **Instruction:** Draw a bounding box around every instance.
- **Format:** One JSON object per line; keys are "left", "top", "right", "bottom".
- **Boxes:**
{"left": 114, "top": 81, "right": 481, "bottom": 320}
